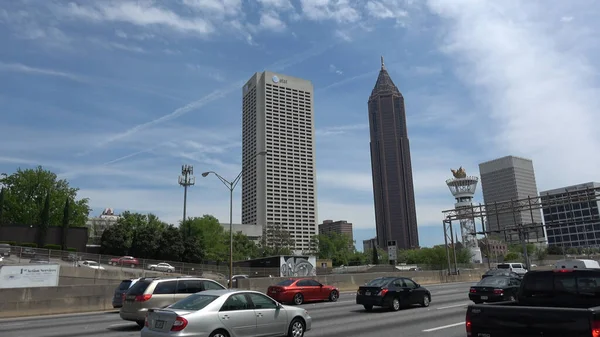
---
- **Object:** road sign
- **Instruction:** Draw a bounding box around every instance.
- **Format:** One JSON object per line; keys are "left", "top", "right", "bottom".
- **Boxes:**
{"left": 388, "top": 245, "right": 397, "bottom": 261}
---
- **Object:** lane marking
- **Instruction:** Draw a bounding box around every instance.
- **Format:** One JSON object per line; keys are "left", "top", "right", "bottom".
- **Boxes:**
{"left": 436, "top": 303, "right": 470, "bottom": 310}
{"left": 108, "top": 322, "right": 135, "bottom": 328}
{"left": 423, "top": 322, "right": 464, "bottom": 332}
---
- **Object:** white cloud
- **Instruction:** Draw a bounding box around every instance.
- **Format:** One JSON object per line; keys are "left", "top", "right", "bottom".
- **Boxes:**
{"left": 258, "top": 11, "right": 287, "bottom": 31}
{"left": 366, "top": 0, "right": 409, "bottom": 22}
{"left": 299, "top": 0, "right": 361, "bottom": 23}
{"left": 316, "top": 123, "right": 368, "bottom": 136}
{"left": 328, "top": 64, "right": 343, "bottom": 75}
{"left": 182, "top": 0, "right": 244, "bottom": 18}
{"left": 0, "top": 62, "right": 85, "bottom": 82}
{"left": 258, "top": 0, "right": 295, "bottom": 11}
{"left": 427, "top": 0, "right": 600, "bottom": 190}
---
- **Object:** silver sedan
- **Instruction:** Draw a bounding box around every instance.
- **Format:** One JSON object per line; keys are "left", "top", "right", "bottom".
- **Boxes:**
{"left": 141, "top": 289, "right": 312, "bottom": 337}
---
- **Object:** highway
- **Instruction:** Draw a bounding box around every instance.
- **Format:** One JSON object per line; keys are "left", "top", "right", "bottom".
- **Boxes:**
{"left": 0, "top": 282, "right": 472, "bottom": 337}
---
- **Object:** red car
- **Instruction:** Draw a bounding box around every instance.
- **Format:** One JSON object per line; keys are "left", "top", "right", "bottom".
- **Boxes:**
{"left": 267, "top": 278, "right": 340, "bottom": 305}
{"left": 109, "top": 256, "right": 140, "bottom": 267}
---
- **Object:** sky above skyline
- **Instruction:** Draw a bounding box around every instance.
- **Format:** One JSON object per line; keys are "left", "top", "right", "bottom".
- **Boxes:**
{"left": 1, "top": 0, "right": 600, "bottom": 250}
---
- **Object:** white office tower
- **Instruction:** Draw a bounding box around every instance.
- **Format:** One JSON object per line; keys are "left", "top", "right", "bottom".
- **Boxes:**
{"left": 241, "top": 71, "right": 318, "bottom": 254}
{"left": 446, "top": 169, "right": 483, "bottom": 264}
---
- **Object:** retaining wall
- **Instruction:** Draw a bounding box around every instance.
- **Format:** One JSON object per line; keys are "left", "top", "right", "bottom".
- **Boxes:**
{"left": 58, "top": 265, "right": 172, "bottom": 285}
{"left": 238, "top": 270, "right": 481, "bottom": 291}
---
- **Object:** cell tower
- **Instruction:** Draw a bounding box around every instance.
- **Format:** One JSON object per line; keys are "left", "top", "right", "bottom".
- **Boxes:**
{"left": 445, "top": 167, "right": 482, "bottom": 264}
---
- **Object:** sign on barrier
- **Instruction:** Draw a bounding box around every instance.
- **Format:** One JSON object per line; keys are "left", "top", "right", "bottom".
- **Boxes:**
{"left": 0, "top": 264, "right": 60, "bottom": 288}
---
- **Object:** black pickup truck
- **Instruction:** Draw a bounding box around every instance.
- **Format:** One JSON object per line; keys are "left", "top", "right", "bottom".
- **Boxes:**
{"left": 466, "top": 269, "right": 600, "bottom": 337}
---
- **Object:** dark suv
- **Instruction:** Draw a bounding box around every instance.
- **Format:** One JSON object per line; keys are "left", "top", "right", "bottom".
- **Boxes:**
{"left": 113, "top": 278, "right": 139, "bottom": 308}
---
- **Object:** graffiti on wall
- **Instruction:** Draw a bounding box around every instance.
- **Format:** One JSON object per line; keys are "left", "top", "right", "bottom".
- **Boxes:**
{"left": 280, "top": 256, "right": 316, "bottom": 277}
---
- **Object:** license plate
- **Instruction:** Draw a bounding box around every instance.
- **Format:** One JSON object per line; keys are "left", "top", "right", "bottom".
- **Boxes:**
{"left": 481, "top": 296, "right": 488, "bottom": 300}
{"left": 271, "top": 290, "right": 277, "bottom": 294}
{"left": 155, "top": 320, "right": 165, "bottom": 329}
{"left": 365, "top": 291, "right": 371, "bottom": 296}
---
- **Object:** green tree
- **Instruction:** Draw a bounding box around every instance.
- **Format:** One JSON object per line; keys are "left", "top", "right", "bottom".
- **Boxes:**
{"left": 534, "top": 247, "right": 547, "bottom": 262}
{"left": 231, "top": 231, "right": 259, "bottom": 261}
{"left": 156, "top": 225, "right": 185, "bottom": 261}
{"left": 259, "top": 224, "right": 295, "bottom": 256}
{"left": 183, "top": 215, "right": 227, "bottom": 263}
{"left": 114, "top": 212, "right": 168, "bottom": 259}
{"left": 547, "top": 245, "right": 563, "bottom": 255}
{"left": 505, "top": 252, "right": 520, "bottom": 261}
{"left": 61, "top": 198, "right": 70, "bottom": 250}
{"left": 0, "top": 187, "right": 5, "bottom": 225}
{"left": 100, "top": 222, "right": 133, "bottom": 256}
{"left": 182, "top": 236, "right": 204, "bottom": 263}
{"left": 36, "top": 190, "right": 50, "bottom": 247}
{"left": 372, "top": 245, "right": 379, "bottom": 264}
{"left": 313, "top": 233, "right": 356, "bottom": 267}
{"left": 0, "top": 167, "right": 90, "bottom": 226}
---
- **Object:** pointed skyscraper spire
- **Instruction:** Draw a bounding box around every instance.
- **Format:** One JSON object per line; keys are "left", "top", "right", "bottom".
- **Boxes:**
{"left": 371, "top": 56, "right": 401, "bottom": 97}
{"left": 381, "top": 55, "right": 385, "bottom": 70}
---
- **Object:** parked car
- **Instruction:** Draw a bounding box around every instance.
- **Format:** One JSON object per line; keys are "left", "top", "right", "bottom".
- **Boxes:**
{"left": 466, "top": 268, "right": 600, "bottom": 336}
{"left": 29, "top": 256, "right": 50, "bottom": 264}
{"left": 356, "top": 276, "right": 431, "bottom": 311}
{"left": 147, "top": 262, "right": 175, "bottom": 273}
{"left": 142, "top": 290, "right": 312, "bottom": 337}
{"left": 267, "top": 278, "right": 339, "bottom": 305}
{"left": 113, "top": 278, "right": 139, "bottom": 308}
{"left": 62, "top": 253, "right": 81, "bottom": 262}
{"left": 496, "top": 262, "right": 528, "bottom": 276}
{"left": 481, "top": 268, "right": 522, "bottom": 279}
{"left": 0, "top": 243, "right": 11, "bottom": 257}
{"left": 469, "top": 276, "right": 521, "bottom": 303}
{"left": 78, "top": 260, "right": 105, "bottom": 270}
{"left": 109, "top": 256, "right": 140, "bottom": 267}
{"left": 227, "top": 274, "right": 249, "bottom": 288}
{"left": 20, "top": 248, "right": 36, "bottom": 258}
{"left": 120, "top": 276, "right": 226, "bottom": 327}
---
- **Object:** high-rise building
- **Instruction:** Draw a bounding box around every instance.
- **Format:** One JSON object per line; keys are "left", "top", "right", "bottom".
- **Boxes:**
{"left": 368, "top": 56, "right": 419, "bottom": 250}
{"left": 318, "top": 220, "right": 354, "bottom": 245}
{"left": 479, "top": 155, "right": 545, "bottom": 244}
{"left": 541, "top": 182, "right": 600, "bottom": 249}
{"left": 241, "top": 71, "right": 317, "bottom": 253}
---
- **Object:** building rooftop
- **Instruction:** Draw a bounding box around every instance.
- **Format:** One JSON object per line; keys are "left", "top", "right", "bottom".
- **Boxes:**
{"left": 540, "top": 182, "right": 600, "bottom": 195}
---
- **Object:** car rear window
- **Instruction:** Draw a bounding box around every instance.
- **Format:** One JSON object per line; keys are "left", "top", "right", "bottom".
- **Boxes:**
{"left": 127, "top": 280, "right": 152, "bottom": 295}
{"left": 367, "top": 278, "right": 392, "bottom": 287}
{"left": 479, "top": 277, "right": 508, "bottom": 287}
{"left": 497, "top": 264, "right": 510, "bottom": 269}
{"left": 277, "top": 279, "right": 295, "bottom": 286}
{"left": 118, "top": 280, "right": 133, "bottom": 291}
{"left": 169, "top": 294, "right": 218, "bottom": 311}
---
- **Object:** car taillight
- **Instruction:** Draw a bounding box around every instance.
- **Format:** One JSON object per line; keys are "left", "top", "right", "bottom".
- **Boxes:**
{"left": 469, "top": 288, "right": 477, "bottom": 293}
{"left": 135, "top": 294, "right": 152, "bottom": 302}
{"left": 592, "top": 320, "right": 600, "bottom": 337}
{"left": 171, "top": 316, "right": 188, "bottom": 332}
{"left": 377, "top": 288, "right": 388, "bottom": 296}
{"left": 493, "top": 289, "right": 503, "bottom": 295}
{"left": 466, "top": 310, "right": 472, "bottom": 336}
{"left": 554, "top": 269, "right": 574, "bottom": 273}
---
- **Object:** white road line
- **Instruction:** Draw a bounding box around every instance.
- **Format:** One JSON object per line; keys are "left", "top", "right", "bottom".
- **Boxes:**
{"left": 436, "top": 303, "right": 470, "bottom": 310}
{"left": 423, "top": 322, "right": 464, "bottom": 332}
{"left": 108, "top": 323, "right": 134, "bottom": 328}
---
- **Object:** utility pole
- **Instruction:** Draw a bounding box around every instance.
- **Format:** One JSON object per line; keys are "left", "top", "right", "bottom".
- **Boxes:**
{"left": 178, "top": 165, "right": 195, "bottom": 234}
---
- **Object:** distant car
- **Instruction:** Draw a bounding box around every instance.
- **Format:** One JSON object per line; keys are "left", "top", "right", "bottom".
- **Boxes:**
{"left": 227, "top": 274, "right": 249, "bottom": 288}
{"left": 0, "top": 243, "right": 11, "bottom": 257}
{"left": 109, "top": 256, "right": 140, "bottom": 267}
{"left": 267, "top": 278, "right": 339, "bottom": 305}
{"left": 356, "top": 276, "right": 431, "bottom": 311}
{"left": 20, "top": 248, "right": 36, "bottom": 258}
{"left": 496, "top": 263, "right": 528, "bottom": 276}
{"left": 62, "top": 253, "right": 81, "bottom": 262}
{"left": 481, "top": 268, "right": 522, "bottom": 279}
{"left": 147, "top": 262, "right": 175, "bottom": 272}
{"left": 141, "top": 290, "right": 312, "bottom": 337}
{"left": 78, "top": 260, "right": 105, "bottom": 270}
{"left": 469, "top": 275, "right": 521, "bottom": 304}
{"left": 113, "top": 278, "right": 139, "bottom": 308}
{"left": 29, "top": 256, "right": 50, "bottom": 264}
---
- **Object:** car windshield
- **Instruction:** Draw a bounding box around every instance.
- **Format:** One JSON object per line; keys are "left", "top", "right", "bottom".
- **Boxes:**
{"left": 127, "top": 280, "right": 151, "bottom": 295}
{"left": 366, "top": 278, "right": 392, "bottom": 287}
{"left": 277, "top": 279, "right": 295, "bottom": 286}
{"left": 479, "top": 277, "right": 509, "bottom": 287}
{"left": 487, "top": 269, "right": 508, "bottom": 275}
{"left": 118, "top": 280, "right": 133, "bottom": 291}
{"left": 169, "top": 294, "right": 219, "bottom": 311}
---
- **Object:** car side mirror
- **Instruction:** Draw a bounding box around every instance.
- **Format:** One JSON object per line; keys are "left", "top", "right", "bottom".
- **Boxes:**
{"left": 319, "top": 284, "right": 323, "bottom": 287}
{"left": 276, "top": 302, "right": 283, "bottom": 309}
{"left": 415, "top": 284, "right": 420, "bottom": 288}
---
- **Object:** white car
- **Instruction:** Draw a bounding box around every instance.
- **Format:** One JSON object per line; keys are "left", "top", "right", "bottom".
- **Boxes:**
{"left": 78, "top": 260, "right": 105, "bottom": 270}
{"left": 148, "top": 262, "right": 175, "bottom": 272}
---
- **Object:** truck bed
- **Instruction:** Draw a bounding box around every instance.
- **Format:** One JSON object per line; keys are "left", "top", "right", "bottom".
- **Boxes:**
{"left": 468, "top": 302, "right": 598, "bottom": 337}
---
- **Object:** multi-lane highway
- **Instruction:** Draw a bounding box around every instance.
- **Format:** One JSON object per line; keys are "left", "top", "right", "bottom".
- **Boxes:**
{"left": 0, "top": 282, "right": 472, "bottom": 337}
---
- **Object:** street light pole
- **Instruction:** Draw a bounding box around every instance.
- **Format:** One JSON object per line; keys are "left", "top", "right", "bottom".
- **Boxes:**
{"left": 202, "top": 151, "right": 267, "bottom": 288}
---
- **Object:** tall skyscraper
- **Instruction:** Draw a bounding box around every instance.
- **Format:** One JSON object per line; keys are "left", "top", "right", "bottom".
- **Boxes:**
{"left": 479, "top": 155, "right": 545, "bottom": 244}
{"left": 241, "top": 71, "right": 317, "bottom": 253}
{"left": 368, "top": 57, "right": 419, "bottom": 250}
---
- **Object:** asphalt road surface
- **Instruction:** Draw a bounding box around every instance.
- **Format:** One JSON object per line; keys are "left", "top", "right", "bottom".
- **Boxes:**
{"left": 0, "top": 282, "right": 473, "bottom": 337}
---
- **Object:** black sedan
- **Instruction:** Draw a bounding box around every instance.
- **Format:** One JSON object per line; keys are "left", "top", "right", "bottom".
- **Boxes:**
{"left": 469, "top": 276, "right": 521, "bottom": 304}
{"left": 481, "top": 268, "right": 521, "bottom": 279}
{"left": 356, "top": 276, "right": 431, "bottom": 311}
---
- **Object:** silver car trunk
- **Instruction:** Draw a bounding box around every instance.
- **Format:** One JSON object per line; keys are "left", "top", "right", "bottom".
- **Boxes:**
{"left": 146, "top": 309, "right": 192, "bottom": 332}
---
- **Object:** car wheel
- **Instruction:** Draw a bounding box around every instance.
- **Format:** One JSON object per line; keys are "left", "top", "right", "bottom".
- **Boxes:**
{"left": 130, "top": 264, "right": 135, "bottom": 268}
{"left": 421, "top": 295, "right": 430, "bottom": 307}
{"left": 508, "top": 295, "right": 516, "bottom": 301}
{"left": 329, "top": 290, "right": 339, "bottom": 302}
{"left": 363, "top": 304, "right": 373, "bottom": 311}
{"left": 150, "top": 267, "right": 155, "bottom": 271}
{"left": 389, "top": 297, "right": 401, "bottom": 311}
{"left": 209, "top": 329, "right": 230, "bottom": 337}
{"left": 293, "top": 293, "right": 304, "bottom": 305}
{"left": 288, "top": 318, "right": 305, "bottom": 337}
{"left": 136, "top": 320, "right": 145, "bottom": 328}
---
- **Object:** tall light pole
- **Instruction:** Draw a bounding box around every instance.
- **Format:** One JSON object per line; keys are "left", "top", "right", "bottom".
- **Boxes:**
{"left": 202, "top": 151, "right": 267, "bottom": 288}
{"left": 178, "top": 165, "right": 195, "bottom": 231}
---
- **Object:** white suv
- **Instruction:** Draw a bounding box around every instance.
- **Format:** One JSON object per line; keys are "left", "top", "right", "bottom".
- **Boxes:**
{"left": 497, "top": 263, "right": 528, "bottom": 276}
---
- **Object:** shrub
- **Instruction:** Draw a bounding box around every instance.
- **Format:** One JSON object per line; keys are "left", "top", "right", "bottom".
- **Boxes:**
{"left": 43, "top": 244, "right": 62, "bottom": 250}
{"left": 67, "top": 247, "right": 77, "bottom": 252}
{"left": 0, "top": 241, "right": 17, "bottom": 246}
{"left": 20, "top": 242, "right": 38, "bottom": 248}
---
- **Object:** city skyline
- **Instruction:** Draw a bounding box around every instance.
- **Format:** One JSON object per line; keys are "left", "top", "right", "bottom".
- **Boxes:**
{"left": 1, "top": 1, "right": 599, "bottom": 249}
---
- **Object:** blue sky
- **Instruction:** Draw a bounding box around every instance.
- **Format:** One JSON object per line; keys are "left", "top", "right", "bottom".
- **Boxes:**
{"left": 1, "top": 0, "right": 600, "bottom": 250}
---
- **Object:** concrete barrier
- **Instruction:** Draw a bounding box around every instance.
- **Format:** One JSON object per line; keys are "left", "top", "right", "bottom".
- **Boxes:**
{"left": 58, "top": 265, "right": 174, "bottom": 285}
{"left": 238, "top": 270, "right": 481, "bottom": 292}
{"left": 0, "top": 284, "right": 118, "bottom": 318}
